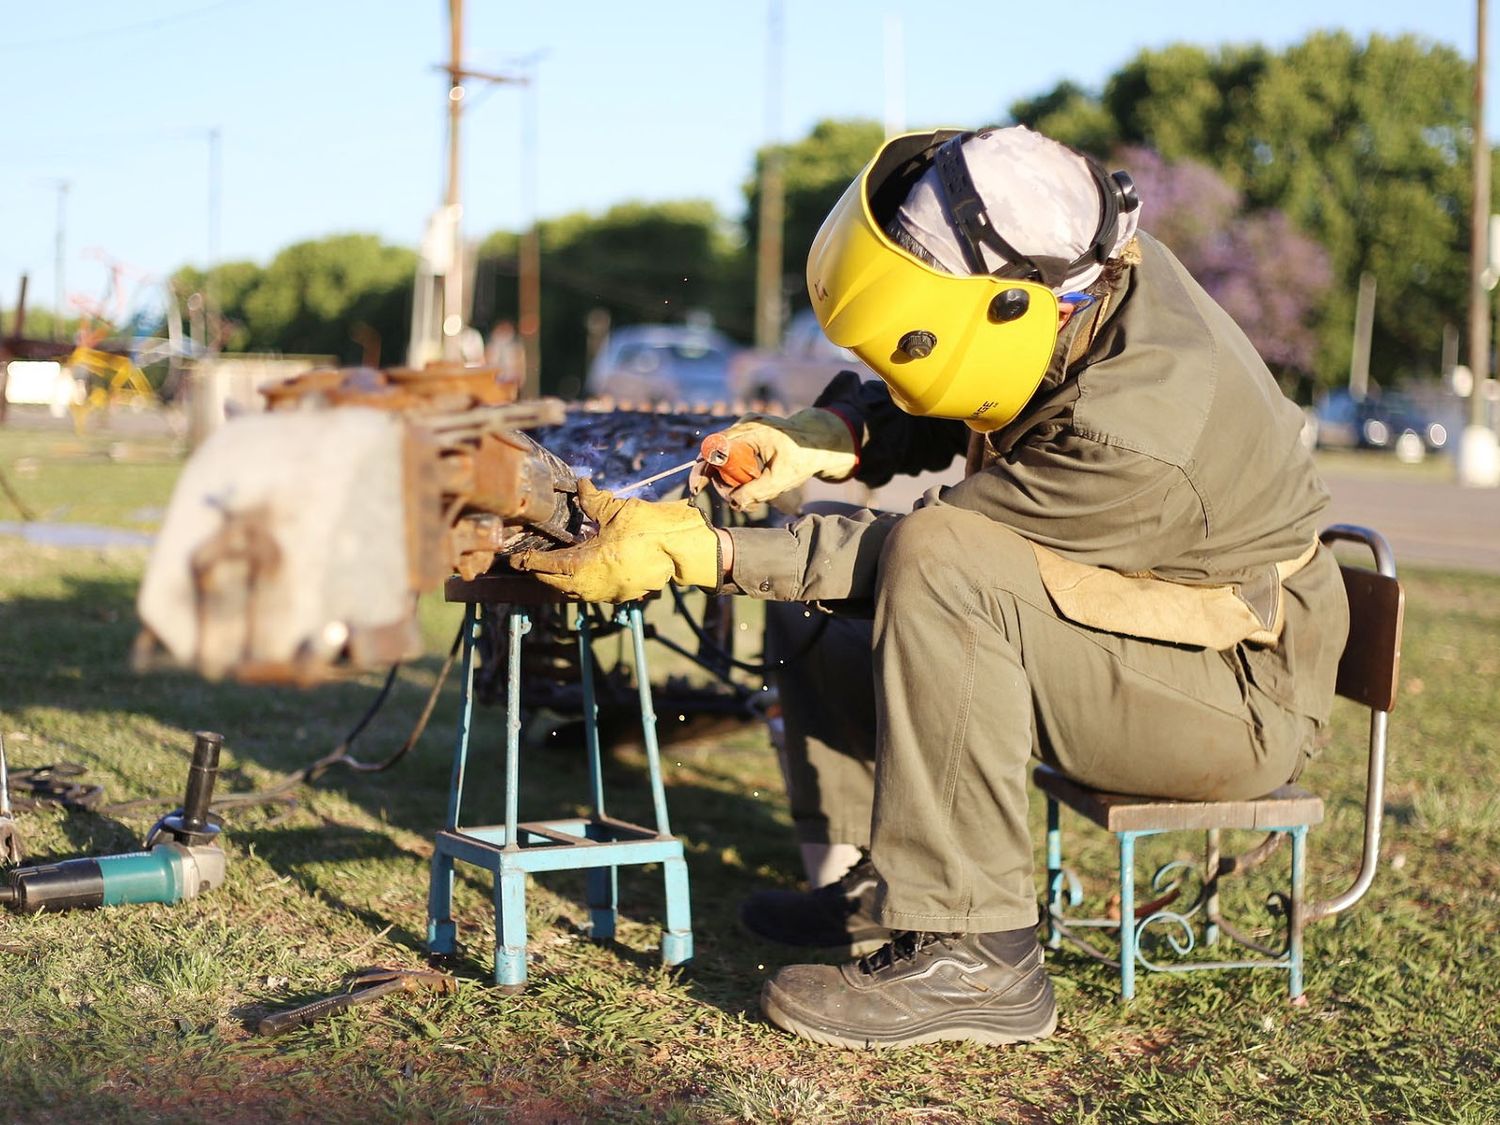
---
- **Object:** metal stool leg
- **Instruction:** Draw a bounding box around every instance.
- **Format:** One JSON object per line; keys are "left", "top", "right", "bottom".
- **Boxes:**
{"left": 624, "top": 605, "right": 673, "bottom": 838}
{"left": 1119, "top": 831, "right": 1138, "bottom": 1000}
{"left": 660, "top": 855, "right": 694, "bottom": 967}
{"left": 1289, "top": 825, "right": 1309, "bottom": 999}
{"left": 495, "top": 863, "right": 529, "bottom": 991}
{"left": 577, "top": 608, "right": 619, "bottom": 942}
{"left": 1045, "top": 797, "right": 1063, "bottom": 950}
{"left": 1204, "top": 828, "right": 1222, "bottom": 948}
{"left": 428, "top": 603, "right": 481, "bottom": 960}
{"left": 427, "top": 851, "right": 457, "bottom": 956}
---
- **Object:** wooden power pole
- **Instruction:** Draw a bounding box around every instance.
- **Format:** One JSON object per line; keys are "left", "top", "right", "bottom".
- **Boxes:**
{"left": 1460, "top": 0, "right": 1500, "bottom": 485}
{"left": 754, "top": 0, "right": 785, "bottom": 351}
{"left": 427, "top": 0, "right": 522, "bottom": 363}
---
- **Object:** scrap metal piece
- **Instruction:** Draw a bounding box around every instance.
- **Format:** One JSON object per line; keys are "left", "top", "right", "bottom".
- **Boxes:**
{"left": 255, "top": 965, "right": 458, "bottom": 1036}
{"left": 138, "top": 360, "right": 577, "bottom": 682}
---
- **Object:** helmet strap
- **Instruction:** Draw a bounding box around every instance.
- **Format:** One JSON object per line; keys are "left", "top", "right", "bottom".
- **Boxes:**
{"left": 932, "top": 133, "right": 1139, "bottom": 289}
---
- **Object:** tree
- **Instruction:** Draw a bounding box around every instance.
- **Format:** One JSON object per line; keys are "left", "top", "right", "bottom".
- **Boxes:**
{"left": 1123, "top": 147, "right": 1331, "bottom": 379}
{"left": 172, "top": 235, "right": 416, "bottom": 364}
{"left": 1230, "top": 33, "right": 1473, "bottom": 386}
{"left": 742, "top": 118, "right": 886, "bottom": 320}
{"left": 242, "top": 234, "right": 415, "bottom": 360}
{"left": 1011, "top": 33, "right": 1489, "bottom": 390}
{"left": 474, "top": 200, "right": 741, "bottom": 396}
{"left": 1101, "top": 44, "right": 1269, "bottom": 172}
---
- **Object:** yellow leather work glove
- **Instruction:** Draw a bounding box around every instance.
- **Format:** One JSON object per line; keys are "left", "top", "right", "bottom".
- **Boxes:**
{"left": 689, "top": 408, "right": 858, "bottom": 510}
{"left": 511, "top": 480, "right": 720, "bottom": 604}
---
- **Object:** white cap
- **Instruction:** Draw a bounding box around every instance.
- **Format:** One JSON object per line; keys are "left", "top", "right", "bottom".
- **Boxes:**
{"left": 891, "top": 126, "right": 1141, "bottom": 294}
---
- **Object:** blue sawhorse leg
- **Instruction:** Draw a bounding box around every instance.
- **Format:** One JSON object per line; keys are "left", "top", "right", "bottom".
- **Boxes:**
{"left": 428, "top": 850, "right": 457, "bottom": 957}
{"left": 660, "top": 855, "right": 694, "bottom": 968}
{"left": 428, "top": 597, "right": 694, "bottom": 989}
{"left": 428, "top": 602, "right": 481, "bottom": 958}
{"left": 578, "top": 608, "right": 619, "bottom": 943}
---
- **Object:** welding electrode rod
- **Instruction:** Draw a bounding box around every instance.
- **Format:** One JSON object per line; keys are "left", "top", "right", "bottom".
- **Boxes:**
{"left": 180, "top": 731, "right": 223, "bottom": 834}
{"left": 611, "top": 458, "right": 699, "bottom": 496}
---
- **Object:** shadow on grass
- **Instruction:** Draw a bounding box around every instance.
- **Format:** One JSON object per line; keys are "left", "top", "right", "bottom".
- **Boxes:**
{"left": 0, "top": 570, "right": 807, "bottom": 1020}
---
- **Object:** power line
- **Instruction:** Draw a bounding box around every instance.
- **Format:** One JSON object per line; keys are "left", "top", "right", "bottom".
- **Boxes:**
{"left": 0, "top": 0, "right": 253, "bottom": 52}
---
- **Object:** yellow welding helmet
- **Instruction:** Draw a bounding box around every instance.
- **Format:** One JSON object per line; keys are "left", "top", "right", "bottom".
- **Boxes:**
{"left": 806, "top": 129, "right": 1138, "bottom": 432}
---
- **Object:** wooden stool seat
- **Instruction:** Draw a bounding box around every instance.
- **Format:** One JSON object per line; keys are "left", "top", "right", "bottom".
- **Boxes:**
{"left": 1034, "top": 767, "right": 1324, "bottom": 834}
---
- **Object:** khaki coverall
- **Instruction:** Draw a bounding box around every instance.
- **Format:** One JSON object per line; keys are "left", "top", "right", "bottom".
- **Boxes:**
{"left": 723, "top": 233, "right": 1350, "bottom": 934}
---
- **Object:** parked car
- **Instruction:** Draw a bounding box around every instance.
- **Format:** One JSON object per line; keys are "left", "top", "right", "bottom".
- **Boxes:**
{"left": 1308, "top": 389, "right": 1456, "bottom": 461}
{"left": 585, "top": 324, "right": 742, "bottom": 406}
{"left": 728, "top": 310, "right": 875, "bottom": 408}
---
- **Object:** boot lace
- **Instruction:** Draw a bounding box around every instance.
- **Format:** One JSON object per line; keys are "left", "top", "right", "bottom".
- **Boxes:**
{"left": 855, "top": 930, "right": 954, "bottom": 976}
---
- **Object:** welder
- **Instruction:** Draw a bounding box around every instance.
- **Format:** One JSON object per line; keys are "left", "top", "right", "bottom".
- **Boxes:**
{"left": 514, "top": 126, "right": 1348, "bottom": 1048}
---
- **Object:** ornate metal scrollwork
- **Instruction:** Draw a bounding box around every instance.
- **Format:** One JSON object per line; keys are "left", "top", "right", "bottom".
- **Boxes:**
{"left": 1135, "top": 909, "right": 1199, "bottom": 969}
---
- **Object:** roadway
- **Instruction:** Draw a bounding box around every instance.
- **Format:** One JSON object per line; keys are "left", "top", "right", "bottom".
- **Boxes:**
{"left": 845, "top": 454, "right": 1500, "bottom": 575}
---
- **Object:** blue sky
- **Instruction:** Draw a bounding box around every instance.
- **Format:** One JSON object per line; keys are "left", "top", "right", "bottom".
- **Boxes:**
{"left": 0, "top": 1, "right": 1492, "bottom": 321}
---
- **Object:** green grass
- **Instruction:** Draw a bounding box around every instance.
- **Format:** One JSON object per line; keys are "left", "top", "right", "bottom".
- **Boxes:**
{"left": 0, "top": 425, "right": 184, "bottom": 527}
{"left": 0, "top": 425, "right": 1497, "bottom": 1122}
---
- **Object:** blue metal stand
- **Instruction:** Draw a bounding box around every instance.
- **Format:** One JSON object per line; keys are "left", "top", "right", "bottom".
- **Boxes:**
{"left": 427, "top": 592, "right": 693, "bottom": 990}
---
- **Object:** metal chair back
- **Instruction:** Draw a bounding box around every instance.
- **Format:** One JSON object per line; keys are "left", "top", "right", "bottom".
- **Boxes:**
{"left": 1306, "top": 524, "right": 1405, "bottom": 922}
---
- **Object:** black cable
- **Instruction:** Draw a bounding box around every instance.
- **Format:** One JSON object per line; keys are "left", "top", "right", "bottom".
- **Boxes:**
{"left": 102, "top": 618, "right": 466, "bottom": 817}
{"left": 664, "top": 580, "right": 828, "bottom": 677}
{"left": 0, "top": 466, "right": 36, "bottom": 522}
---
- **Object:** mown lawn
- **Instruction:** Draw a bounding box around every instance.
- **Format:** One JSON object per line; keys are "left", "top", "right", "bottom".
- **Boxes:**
{"left": 0, "top": 418, "right": 1496, "bottom": 1123}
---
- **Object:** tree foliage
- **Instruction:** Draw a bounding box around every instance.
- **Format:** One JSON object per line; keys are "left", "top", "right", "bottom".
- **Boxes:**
{"left": 1124, "top": 147, "right": 1331, "bottom": 377}
{"left": 173, "top": 235, "right": 415, "bottom": 363}
{"left": 473, "top": 200, "right": 740, "bottom": 395}
{"left": 742, "top": 118, "right": 886, "bottom": 316}
{"left": 1012, "top": 32, "right": 1487, "bottom": 390}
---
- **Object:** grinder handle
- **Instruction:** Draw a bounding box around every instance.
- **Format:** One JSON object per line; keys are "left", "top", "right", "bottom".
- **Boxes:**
{"left": 179, "top": 731, "right": 223, "bottom": 835}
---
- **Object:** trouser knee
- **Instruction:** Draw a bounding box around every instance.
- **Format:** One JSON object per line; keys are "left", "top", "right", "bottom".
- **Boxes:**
{"left": 877, "top": 505, "right": 1044, "bottom": 610}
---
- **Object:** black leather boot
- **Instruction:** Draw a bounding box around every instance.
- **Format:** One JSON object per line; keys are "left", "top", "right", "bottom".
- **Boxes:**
{"left": 760, "top": 929, "right": 1057, "bottom": 1048}
{"left": 738, "top": 854, "right": 891, "bottom": 955}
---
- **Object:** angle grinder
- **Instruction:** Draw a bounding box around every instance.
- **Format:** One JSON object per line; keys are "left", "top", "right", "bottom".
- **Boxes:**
{"left": 0, "top": 731, "right": 227, "bottom": 913}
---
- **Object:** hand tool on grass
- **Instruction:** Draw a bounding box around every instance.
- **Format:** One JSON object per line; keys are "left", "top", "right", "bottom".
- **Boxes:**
{"left": 256, "top": 965, "right": 459, "bottom": 1036}
{"left": 0, "top": 731, "right": 24, "bottom": 865}
{"left": 0, "top": 731, "right": 226, "bottom": 912}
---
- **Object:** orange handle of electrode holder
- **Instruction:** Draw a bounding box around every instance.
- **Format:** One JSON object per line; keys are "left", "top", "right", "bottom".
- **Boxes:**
{"left": 699, "top": 432, "right": 763, "bottom": 487}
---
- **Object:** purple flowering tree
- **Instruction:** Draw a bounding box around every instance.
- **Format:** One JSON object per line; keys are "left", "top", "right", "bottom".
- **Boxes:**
{"left": 1121, "top": 146, "right": 1331, "bottom": 376}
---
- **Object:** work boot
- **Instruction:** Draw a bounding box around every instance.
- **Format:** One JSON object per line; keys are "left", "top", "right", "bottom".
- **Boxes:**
{"left": 760, "top": 929, "right": 1057, "bottom": 1049}
{"left": 739, "top": 854, "right": 891, "bottom": 955}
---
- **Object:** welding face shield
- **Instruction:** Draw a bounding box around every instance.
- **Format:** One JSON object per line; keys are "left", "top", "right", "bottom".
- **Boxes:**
{"left": 806, "top": 129, "right": 1139, "bottom": 432}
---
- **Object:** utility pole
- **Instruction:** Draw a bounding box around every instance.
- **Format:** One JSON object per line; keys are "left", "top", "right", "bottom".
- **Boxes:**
{"left": 1348, "top": 272, "right": 1376, "bottom": 401}
{"left": 1460, "top": 0, "right": 1500, "bottom": 485}
{"left": 53, "top": 181, "right": 69, "bottom": 341}
{"left": 516, "top": 51, "right": 546, "bottom": 398}
{"left": 408, "top": 0, "right": 523, "bottom": 368}
{"left": 754, "top": 0, "right": 785, "bottom": 351}
{"left": 883, "top": 14, "right": 906, "bottom": 138}
{"left": 441, "top": 0, "right": 469, "bottom": 358}
{"left": 207, "top": 127, "right": 221, "bottom": 356}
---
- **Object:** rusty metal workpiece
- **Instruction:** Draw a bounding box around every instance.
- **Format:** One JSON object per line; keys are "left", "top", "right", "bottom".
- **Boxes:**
{"left": 256, "top": 965, "right": 458, "bottom": 1037}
